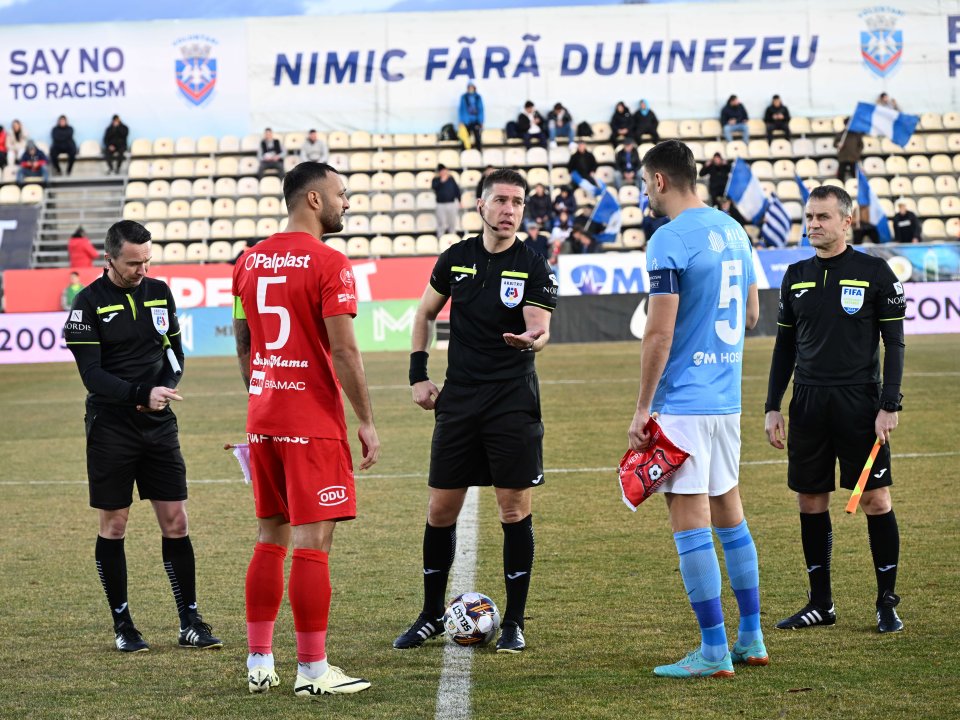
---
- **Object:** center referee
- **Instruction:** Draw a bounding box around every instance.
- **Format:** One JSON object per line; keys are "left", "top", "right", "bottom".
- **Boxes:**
{"left": 393, "top": 168, "right": 558, "bottom": 653}
{"left": 64, "top": 220, "right": 221, "bottom": 653}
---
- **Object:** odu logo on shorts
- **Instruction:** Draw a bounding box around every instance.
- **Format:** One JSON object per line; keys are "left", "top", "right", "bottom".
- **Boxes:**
{"left": 317, "top": 486, "right": 349, "bottom": 506}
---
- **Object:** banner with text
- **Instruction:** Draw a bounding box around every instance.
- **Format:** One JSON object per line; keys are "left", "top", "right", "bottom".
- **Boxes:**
{"left": 2, "top": 255, "right": 437, "bottom": 312}
{"left": 2, "top": 1, "right": 959, "bottom": 139}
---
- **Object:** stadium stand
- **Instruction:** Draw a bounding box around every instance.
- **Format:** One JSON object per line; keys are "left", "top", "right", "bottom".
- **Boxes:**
{"left": 3, "top": 113, "right": 960, "bottom": 265}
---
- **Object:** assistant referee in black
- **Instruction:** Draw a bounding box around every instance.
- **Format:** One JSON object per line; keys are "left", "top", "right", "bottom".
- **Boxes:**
{"left": 764, "top": 186, "right": 906, "bottom": 634}
{"left": 63, "top": 220, "right": 221, "bottom": 652}
{"left": 393, "top": 168, "right": 557, "bottom": 654}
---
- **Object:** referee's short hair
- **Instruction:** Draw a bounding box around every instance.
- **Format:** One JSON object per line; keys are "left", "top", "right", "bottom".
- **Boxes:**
{"left": 808, "top": 185, "right": 853, "bottom": 218}
{"left": 105, "top": 220, "right": 151, "bottom": 258}
{"left": 283, "top": 161, "right": 337, "bottom": 210}
{"left": 480, "top": 168, "right": 528, "bottom": 199}
{"left": 641, "top": 140, "right": 697, "bottom": 193}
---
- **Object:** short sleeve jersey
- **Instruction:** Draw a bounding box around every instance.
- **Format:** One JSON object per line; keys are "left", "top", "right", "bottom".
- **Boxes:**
{"left": 232, "top": 232, "right": 358, "bottom": 438}
{"left": 778, "top": 246, "right": 906, "bottom": 386}
{"left": 646, "top": 207, "right": 757, "bottom": 415}
{"left": 63, "top": 273, "right": 180, "bottom": 405}
{"left": 430, "top": 236, "right": 558, "bottom": 384}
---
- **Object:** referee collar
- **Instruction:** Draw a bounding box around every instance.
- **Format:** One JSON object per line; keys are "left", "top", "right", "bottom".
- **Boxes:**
{"left": 813, "top": 245, "right": 855, "bottom": 268}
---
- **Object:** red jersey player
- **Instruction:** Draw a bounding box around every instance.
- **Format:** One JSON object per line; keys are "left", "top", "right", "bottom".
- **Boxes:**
{"left": 232, "top": 162, "right": 380, "bottom": 698}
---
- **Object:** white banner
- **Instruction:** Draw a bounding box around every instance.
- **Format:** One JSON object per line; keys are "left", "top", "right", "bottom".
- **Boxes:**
{"left": 1, "top": 1, "right": 958, "bottom": 140}
{"left": 1, "top": 19, "right": 249, "bottom": 143}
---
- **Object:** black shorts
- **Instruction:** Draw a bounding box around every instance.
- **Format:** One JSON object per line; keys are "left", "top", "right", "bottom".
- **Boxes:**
{"left": 429, "top": 374, "right": 544, "bottom": 490}
{"left": 787, "top": 384, "right": 892, "bottom": 494}
{"left": 85, "top": 403, "right": 188, "bottom": 510}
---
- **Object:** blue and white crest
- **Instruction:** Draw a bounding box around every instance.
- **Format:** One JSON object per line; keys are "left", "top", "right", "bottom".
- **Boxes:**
{"left": 152, "top": 307, "right": 170, "bottom": 335}
{"left": 175, "top": 37, "right": 218, "bottom": 106}
{"left": 841, "top": 286, "right": 865, "bottom": 315}
{"left": 859, "top": 8, "right": 904, "bottom": 78}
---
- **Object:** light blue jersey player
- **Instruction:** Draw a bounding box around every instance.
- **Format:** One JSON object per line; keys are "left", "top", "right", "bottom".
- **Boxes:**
{"left": 647, "top": 206, "right": 757, "bottom": 415}
{"left": 627, "top": 141, "right": 765, "bottom": 680}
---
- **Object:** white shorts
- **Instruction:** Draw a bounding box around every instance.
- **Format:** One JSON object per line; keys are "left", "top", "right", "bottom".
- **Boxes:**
{"left": 655, "top": 414, "right": 741, "bottom": 497}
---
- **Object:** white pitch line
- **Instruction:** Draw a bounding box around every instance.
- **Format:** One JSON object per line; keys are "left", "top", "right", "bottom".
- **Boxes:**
{"left": 2, "top": 451, "right": 958, "bottom": 487}
{"left": 434, "top": 485, "right": 479, "bottom": 720}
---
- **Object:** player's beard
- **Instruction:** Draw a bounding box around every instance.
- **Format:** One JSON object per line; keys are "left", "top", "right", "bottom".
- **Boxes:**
{"left": 321, "top": 207, "right": 344, "bottom": 234}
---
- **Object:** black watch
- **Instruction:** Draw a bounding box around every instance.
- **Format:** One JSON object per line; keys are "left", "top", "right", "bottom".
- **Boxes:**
{"left": 880, "top": 400, "right": 902, "bottom": 412}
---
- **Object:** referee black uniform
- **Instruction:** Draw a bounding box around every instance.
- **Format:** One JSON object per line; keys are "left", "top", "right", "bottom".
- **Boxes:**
{"left": 63, "top": 220, "right": 219, "bottom": 652}
{"left": 766, "top": 243, "right": 906, "bottom": 630}
{"left": 64, "top": 270, "right": 186, "bottom": 507}
{"left": 395, "top": 170, "right": 558, "bottom": 654}
{"left": 428, "top": 235, "right": 557, "bottom": 488}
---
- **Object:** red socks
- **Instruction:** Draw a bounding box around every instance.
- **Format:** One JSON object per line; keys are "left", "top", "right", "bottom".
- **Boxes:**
{"left": 245, "top": 542, "right": 287, "bottom": 654}
{"left": 289, "top": 548, "right": 331, "bottom": 663}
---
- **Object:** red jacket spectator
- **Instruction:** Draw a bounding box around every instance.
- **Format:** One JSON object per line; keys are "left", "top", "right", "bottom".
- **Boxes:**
{"left": 68, "top": 228, "right": 98, "bottom": 268}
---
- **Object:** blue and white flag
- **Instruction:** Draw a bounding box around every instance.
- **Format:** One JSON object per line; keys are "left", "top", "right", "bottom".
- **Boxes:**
{"left": 857, "top": 165, "right": 892, "bottom": 242}
{"left": 760, "top": 194, "right": 791, "bottom": 248}
{"left": 848, "top": 102, "right": 920, "bottom": 147}
{"left": 795, "top": 175, "right": 811, "bottom": 246}
{"left": 571, "top": 170, "right": 622, "bottom": 243}
{"left": 724, "top": 158, "right": 768, "bottom": 224}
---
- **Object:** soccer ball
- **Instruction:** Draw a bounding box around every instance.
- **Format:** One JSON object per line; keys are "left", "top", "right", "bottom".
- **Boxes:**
{"left": 443, "top": 592, "right": 501, "bottom": 646}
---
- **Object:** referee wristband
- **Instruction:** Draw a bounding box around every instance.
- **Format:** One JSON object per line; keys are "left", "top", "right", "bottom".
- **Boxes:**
{"left": 409, "top": 351, "right": 429, "bottom": 385}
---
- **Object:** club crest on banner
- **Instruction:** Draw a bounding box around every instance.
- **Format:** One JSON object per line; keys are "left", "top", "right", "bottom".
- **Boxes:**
{"left": 500, "top": 278, "right": 524, "bottom": 308}
{"left": 859, "top": 7, "right": 904, "bottom": 78}
{"left": 152, "top": 307, "right": 170, "bottom": 334}
{"left": 175, "top": 36, "right": 218, "bottom": 106}
{"left": 841, "top": 286, "right": 865, "bottom": 315}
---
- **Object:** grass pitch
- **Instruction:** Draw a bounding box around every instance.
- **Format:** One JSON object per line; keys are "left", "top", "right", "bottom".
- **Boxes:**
{"left": 0, "top": 335, "right": 958, "bottom": 720}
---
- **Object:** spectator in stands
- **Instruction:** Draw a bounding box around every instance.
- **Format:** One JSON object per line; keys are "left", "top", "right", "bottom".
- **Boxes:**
{"left": 632, "top": 100, "right": 660, "bottom": 144}
{"left": 61, "top": 271, "right": 84, "bottom": 311}
{"left": 526, "top": 183, "right": 553, "bottom": 229}
{"left": 553, "top": 186, "right": 577, "bottom": 216}
{"left": 893, "top": 200, "right": 922, "bottom": 243}
{"left": 614, "top": 138, "right": 640, "bottom": 189}
{"left": 68, "top": 227, "right": 98, "bottom": 268}
{"left": 458, "top": 82, "right": 484, "bottom": 151}
{"left": 877, "top": 92, "right": 899, "bottom": 111}
{"left": 641, "top": 207, "right": 670, "bottom": 249}
{"left": 567, "top": 226, "right": 597, "bottom": 254}
{"left": 517, "top": 101, "right": 547, "bottom": 149}
{"left": 548, "top": 102, "right": 576, "bottom": 149}
{"left": 102, "top": 114, "right": 129, "bottom": 175}
{"left": 524, "top": 222, "right": 553, "bottom": 261}
{"left": 720, "top": 95, "right": 749, "bottom": 143}
{"left": 8, "top": 119, "right": 29, "bottom": 168}
{"left": 851, "top": 204, "right": 880, "bottom": 244}
{"left": 763, "top": 95, "right": 791, "bottom": 143}
{"left": 476, "top": 165, "right": 496, "bottom": 199}
{"left": 834, "top": 117, "right": 864, "bottom": 182}
{"left": 16, "top": 141, "right": 49, "bottom": 186}
{"left": 610, "top": 101, "right": 633, "bottom": 148}
{"left": 299, "top": 129, "right": 329, "bottom": 164}
{"left": 699, "top": 152, "right": 731, "bottom": 207}
{"left": 432, "top": 164, "right": 461, "bottom": 236}
{"left": 50, "top": 114, "right": 77, "bottom": 176}
{"left": 0, "top": 125, "right": 7, "bottom": 172}
{"left": 568, "top": 141, "right": 598, "bottom": 185}
{"left": 257, "top": 128, "right": 285, "bottom": 178}
{"left": 550, "top": 209, "right": 573, "bottom": 246}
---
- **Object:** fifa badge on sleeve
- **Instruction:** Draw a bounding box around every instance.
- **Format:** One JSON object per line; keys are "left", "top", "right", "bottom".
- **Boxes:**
{"left": 617, "top": 417, "right": 690, "bottom": 511}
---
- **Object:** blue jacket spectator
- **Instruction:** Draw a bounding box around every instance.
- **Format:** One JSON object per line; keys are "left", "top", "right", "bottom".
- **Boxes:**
{"left": 458, "top": 82, "right": 484, "bottom": 150}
